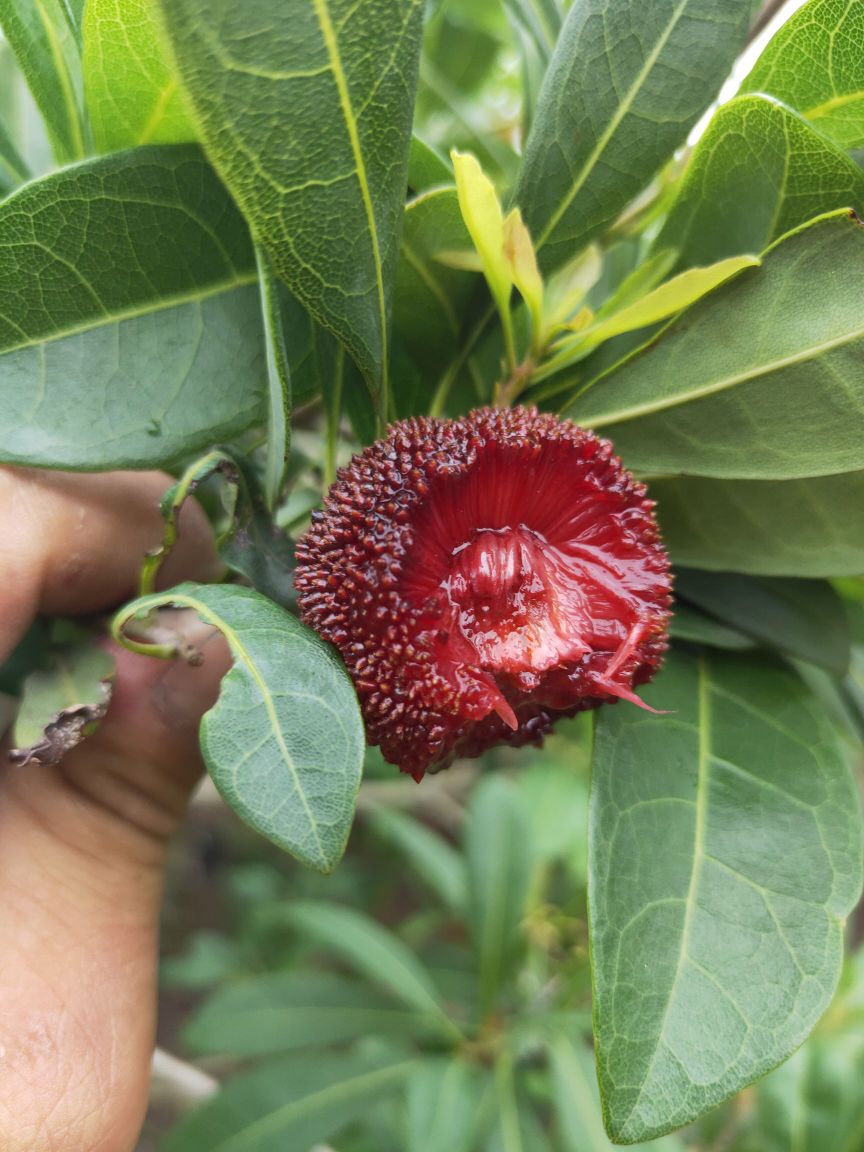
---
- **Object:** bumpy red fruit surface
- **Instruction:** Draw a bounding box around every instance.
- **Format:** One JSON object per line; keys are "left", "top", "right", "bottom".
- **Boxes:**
{"left": 295, "top": 407, "right": 671, "bottom": 779}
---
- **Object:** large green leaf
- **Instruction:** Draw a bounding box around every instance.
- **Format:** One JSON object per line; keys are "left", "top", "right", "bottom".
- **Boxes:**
{"left": 113, "top": 583, "right": 364, "bottom": 871}
{"left": 574, "top": 212, "right": 864, "bottom": 479}
{"left": 466, "top": 776, "right": 534, "bottom": 1016}
{"left": 0, "top": 0, "right": 86, "bottom": 161}
{"left": 674, "top": 571, "right": 850, "bottom": 675}
{"left": 655, "top": 95, "right": 864, "bottom": 270}
{"left": 653, "top": 470, "right": 864, "bottom": 577}
{"left": 742, "top": 0, "right": 864, "bottom": 150}
{"left": 184, "top": 971, "right": 434, "bottom": 1057}
{"left": 513, "top": 0, "right": 757, "bottom": 272}
{"left": 0, "top": 145, "right": 265, "bottom": 470}
{"left": 589, "top": 650, "right": 863, "bottom": 1141}
{"left": 730, "top": 949, "right": 864, "bottom": 1152}
{"left": 549, "top": 1036, "right": 685, "bottom": 1152}
{"left": 165, "top": 1050, "right": 416, "bottom": 1152}
{"left": 82, "top": 0, "right": 196, "bottom": 151}
{"left": 156, "top": 0, "right": 424, "bottom": 418}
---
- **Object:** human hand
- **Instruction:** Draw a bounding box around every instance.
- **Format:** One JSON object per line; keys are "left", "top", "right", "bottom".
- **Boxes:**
{"left": 0, "top": 468, "right": 231, "bottom": 1152}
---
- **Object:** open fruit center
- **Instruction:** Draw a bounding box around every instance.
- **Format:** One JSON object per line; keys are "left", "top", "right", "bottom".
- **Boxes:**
{"left": 443, "top": 526, "right": 588, "bottom": 674}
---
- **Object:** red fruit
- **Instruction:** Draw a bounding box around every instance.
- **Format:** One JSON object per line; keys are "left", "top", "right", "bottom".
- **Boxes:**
{"left": 295, "top": 407, "right": 671, "bottom": 780}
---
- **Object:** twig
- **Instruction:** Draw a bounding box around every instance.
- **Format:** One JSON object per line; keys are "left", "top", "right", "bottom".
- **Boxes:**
{"left": 150, "top": 1048, "right": 219, "bottom": 1112}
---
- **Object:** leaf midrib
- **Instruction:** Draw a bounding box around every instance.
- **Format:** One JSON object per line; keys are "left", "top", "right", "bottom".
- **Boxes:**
{"left": 0, "top": 273, "right": 258, "bottom": 356}
{"left": 618, "top": 656, "right": 710, "bottom": 1135}
{"left": 584, "top": 318, "right": 864, "bottom": 428}
{"left": 536, "top": 0, "right": 690, "bottom": 250}
{"left": 168, "top": 592, "right": 328, "bottom": 869}
{"left": 312, "top": 0, "right": 388, "bottom": 409}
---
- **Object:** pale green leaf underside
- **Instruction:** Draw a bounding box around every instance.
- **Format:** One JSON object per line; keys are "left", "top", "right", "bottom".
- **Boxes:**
{"left": 157, "top": 0, "right": 424, "bottom": 409}
{"left": 575, "top": 212, "right": 864, "bottom": 480}
{"left": 83, "top": 0, "right": 196, "bottom": 151}
{"left": 514, "top": 0, "right": 756, "bottom": 271}
{"left": 590, "top": 651, "right": 863, "bottom": 1142}
{"left": 742, "top": 0, "right": 864, "bottom": 149}
{"left": 120, "top": 584, "right": 364, "bottom": 872}
{"left": 0, "top": 145, "right": 266, "bottom": 469}
{"left": 655, "top": 95, "right": 864, "bottom": 271}
{"left": 653, "top": 469, "right": 864, "bottom": 576}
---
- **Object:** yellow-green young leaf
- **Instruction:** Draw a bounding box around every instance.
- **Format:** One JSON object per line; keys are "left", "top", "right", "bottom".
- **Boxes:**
{"left": 83, "top": 0, "right": 195, "bottom": 151}
{"left": 590, "top": 255, "right": 760, "bottom": 341}
{"left": 451, "top": 149, "right": 512, "bottom": 316}
{"left": 547, "top": 255, "right": 758, "bottom": 375}
{"left": 503, "top": 207, "right": 544, "bottom": 338}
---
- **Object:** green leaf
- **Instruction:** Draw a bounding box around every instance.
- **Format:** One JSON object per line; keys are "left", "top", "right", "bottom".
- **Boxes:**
{"left": 255, "top": 246, "right": 291, "bottom": 511}
{"left": 113, "top": 583, "right": 363, "bottom": 871}
{"left": 653, "top": 469, "right": 864, "bottom": 577}
{"left": 730, "top": 949, "right": 864, "bottom": 1152}
{"left": 406, "top": 1059, "right": 486, "bottom": 1152}
{"left": 0, "top": 0, "right": 86, "bottom": 161}
{"left": 655, "top": 96, "right": 864, "bottom": 271}
{"left": 549, "top": 1035, "right": 685, "bottom": 1152}
{"left": 574, "top": 212, "right": 864, "bottom": 480}
{"left": 82, "top": 0, "right": 195, "bottom": 151}
{"left": 514, "top": 760, "right": 590, "bottom": 874}
{"left": 394, "top": 187, "right": 476, "bottom": 383}
{"left": 408, "top": 135, "right": 452, "bottom": 193}
{"left": 164, "top": 1050, "right": 416, "bottom": 1152}
{"left": 0, "top": 112, "right": 28, "bottom": 192}
{"left": 466, "top": 776, "right": 534, "bottom": 1016}
{"left": 366, "top": 806, "right": 468, "bottom": 915}
{"left": 589, "top": 650, "right": 863, "bottom": 1141}
{"left": 0, "top": 145, "right": 265, "bottom": 470}
{"left": 219, "top": 455, "right": 297, "bottom": 610}
{"left": 185, "top": 971, "right": 435, "bottom": 1058}
{"left": 280, "top": 901, "right": 458, "bottom": 1035}
{"left": 669, "top": 605, "right": 756, "bottom": 653}
{"left": 514, "top": 0, "right": 757, "bottom": 272}
{"left": 485, "top": 1060, "right": 553, "bottom": 1152}
{"left": 742, "top": 0, "right": 864, "bottom": 150}
{"left": 675, "top": 571, "right": 850, "bottom": 675}
{"left": 11, "top": 643, "right": 114, "bottom": 766}
{"left": 156, "top": 0, "right": 424, "bottom": 420}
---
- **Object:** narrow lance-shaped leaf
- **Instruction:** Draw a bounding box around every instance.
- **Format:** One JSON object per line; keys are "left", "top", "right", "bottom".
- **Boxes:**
{"left": 184, "top": 971, "right": 433, "bottom": 1058}
{"left": 83, "top": 0, "right": 196, "bottom": 151}
{"left": 654, "top": 469, "right": 864, "bottom": 578}
{"left": 573, "top": 212, "right": 864, "bottom": 480}
{"left": 113, "top": 583, "right": 364, "bottom": 872}
{"left": 0, "top": 145, "right": 265, "bottom": 471}
{"left": 164, "top": 1050, "right": 416, "bottom": 1152}
{"left": 742, "top": 0, "right": 864, "bottom": 149}
{"left": 0, "top": 0, "right": 86, "bottom": 161}
{"left": 156, "top": 0, "right": 425, "bottom": 422}
{"left": 0, "top": 116, "right": 28, "bottom": 193}
{"left": 514, "top": 0, "right": 759, "bottom": 272}
{"left": 589, "top": 650, "right": 863, "bottom": 1142}
{"left": 655, "top": 95, "right": 864, "bottom": 271}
